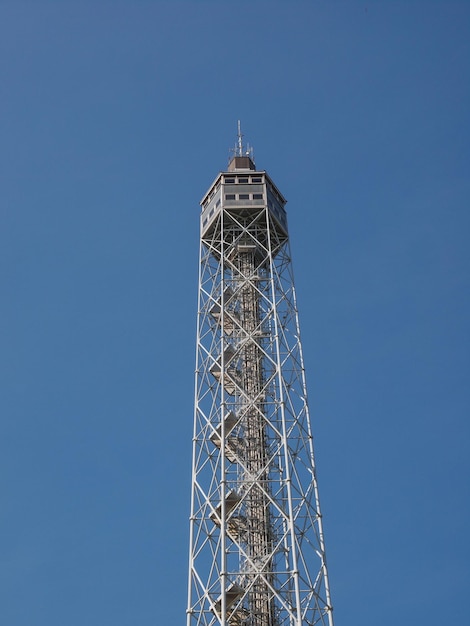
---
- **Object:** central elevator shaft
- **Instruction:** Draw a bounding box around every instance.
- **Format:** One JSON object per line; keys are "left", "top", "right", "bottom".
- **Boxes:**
{"left": 234, "top": 245, "right": 275, "bottom": 626}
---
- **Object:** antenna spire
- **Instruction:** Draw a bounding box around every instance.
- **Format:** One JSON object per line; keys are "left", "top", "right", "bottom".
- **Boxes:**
{"left": 229, "top": 121, "right": 255, "bottom": 167}
{"left": 237, "top": 120, "right": 243, "bottom": 157}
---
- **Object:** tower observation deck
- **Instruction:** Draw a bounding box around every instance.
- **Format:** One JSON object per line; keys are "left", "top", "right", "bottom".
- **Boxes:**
{"left": 187, "top": 127, "right": 334, "bottom": 626}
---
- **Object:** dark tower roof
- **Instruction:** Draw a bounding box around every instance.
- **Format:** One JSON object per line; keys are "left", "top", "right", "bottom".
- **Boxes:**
{"left": 227, "top": 155, "right": 256, "bottom": 171}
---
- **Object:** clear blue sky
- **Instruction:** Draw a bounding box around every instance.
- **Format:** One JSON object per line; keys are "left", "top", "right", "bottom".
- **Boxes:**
{"left": 1, "top": 2, "right": 469, "bottom": 624}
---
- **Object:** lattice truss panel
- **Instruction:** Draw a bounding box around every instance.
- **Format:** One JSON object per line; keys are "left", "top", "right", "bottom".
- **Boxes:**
{"left": 188, "top": 206, "right": 333, "bottom": 626}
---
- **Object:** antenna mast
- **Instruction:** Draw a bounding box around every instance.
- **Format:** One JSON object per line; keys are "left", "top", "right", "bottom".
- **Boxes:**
{"left": 237, "top": 120, "right": 243, "bottom": 156}
{"left": 229, "top": 121, "right": 254, "bottom": 166}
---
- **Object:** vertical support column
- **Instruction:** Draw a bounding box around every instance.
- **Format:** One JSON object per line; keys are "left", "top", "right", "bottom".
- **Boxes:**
{"left": 235, "top": 248, "right": 275, "bottom": 626}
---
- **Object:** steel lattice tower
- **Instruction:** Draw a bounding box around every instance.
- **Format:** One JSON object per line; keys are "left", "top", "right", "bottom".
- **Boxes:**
{"left": 187, "top": 126, "right": 334, "bottom": 626}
